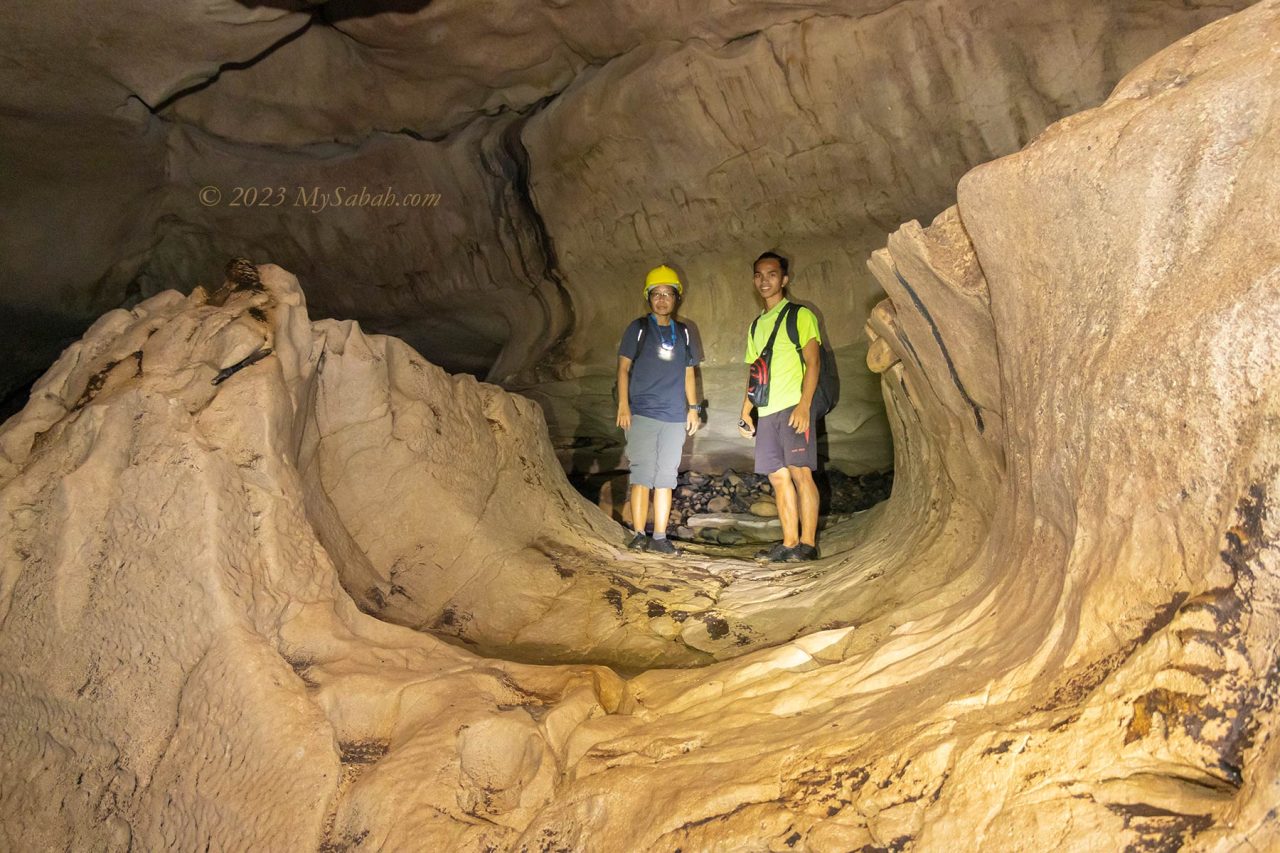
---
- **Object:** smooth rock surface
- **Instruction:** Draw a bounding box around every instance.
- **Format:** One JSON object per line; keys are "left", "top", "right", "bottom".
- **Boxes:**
{"left": 0, "top": 0, "right": 1254, "bottom": 473}
{"left": 1, "top": 3, "right": 1278, "bottom": 850}
{"left": 750, "top": 500, "right": 780, "bottom": 518}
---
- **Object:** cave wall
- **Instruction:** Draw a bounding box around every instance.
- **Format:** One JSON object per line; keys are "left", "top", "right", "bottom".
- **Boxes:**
{"left": 0, "top": 3, "right": 1277, "bottom": 847}
{"left": 0, "top": 0, "right": 1257, "bottom": 470}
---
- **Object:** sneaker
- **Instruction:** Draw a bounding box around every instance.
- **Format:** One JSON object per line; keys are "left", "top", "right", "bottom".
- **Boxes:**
{"left": 626, "top": 532, "right": 650, "bottom": 551}
{"left": 648, "top": 537, "right": 679, "bottom": 555}
{"left": 787, "top": 543, "right": 819, "bottom": 562}
{"left": 755, "top": 542, "right": 796, "bottom": 562}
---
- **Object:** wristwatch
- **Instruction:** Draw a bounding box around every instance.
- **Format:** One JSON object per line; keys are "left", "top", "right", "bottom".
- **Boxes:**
{"left": 688, "top": 403, "right": 703, "bottom": 413}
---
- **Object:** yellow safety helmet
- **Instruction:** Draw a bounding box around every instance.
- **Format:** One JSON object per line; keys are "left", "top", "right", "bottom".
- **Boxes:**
{"left": 644, "top": 265, "right": 683, "bottom": 297}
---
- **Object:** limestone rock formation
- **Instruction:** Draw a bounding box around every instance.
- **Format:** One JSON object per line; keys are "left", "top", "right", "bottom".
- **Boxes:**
{"left": 0, "top": 0, "right": 1256, "bottom": 474}
{"left": 0, "top": 266, "right": 628, "bottom": 851}
{"left": 2, "top": 2, "right": 1279, "bottom": 851}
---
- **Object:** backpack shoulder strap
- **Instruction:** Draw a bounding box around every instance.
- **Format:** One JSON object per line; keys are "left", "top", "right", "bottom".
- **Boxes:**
{"left": 785, "top": 303, "right": 802, "bottom": 351}
{"left": 760, "top": 305, "right": 790, "bottom": 354}
{"left": 672, "top": 320, "right": 691, "bottom": 351}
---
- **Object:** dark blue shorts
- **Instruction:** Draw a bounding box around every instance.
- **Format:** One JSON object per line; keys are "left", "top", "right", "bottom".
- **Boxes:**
{"left": 754, "top": 405, "right": 816, "bottom": 473}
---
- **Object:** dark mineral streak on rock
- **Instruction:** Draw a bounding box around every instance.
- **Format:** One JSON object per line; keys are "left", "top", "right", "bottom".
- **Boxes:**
{"left": 604, "top": 588, "right": 624, "bottom": 615}
{"left": 211, "top": 345, "right": 273, "bottom": 385}
{"left": 700, "top": 612, "right": 730, "bottom": 640}
{"left": 891, "top": 266, "right": 984, "bottom": 433}
{"left": 339, "top": 740, "right": 389, "bottom": 765}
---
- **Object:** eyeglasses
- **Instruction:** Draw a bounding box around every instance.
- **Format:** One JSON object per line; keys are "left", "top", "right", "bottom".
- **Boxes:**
{"left": 649, "top": 290, "right": 677, "bottom": 300}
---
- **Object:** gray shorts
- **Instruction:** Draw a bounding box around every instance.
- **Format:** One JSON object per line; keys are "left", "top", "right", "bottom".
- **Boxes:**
{"left": 754, "top": 405, "right": 817, "bottom": 473}
{"left": 626, "top": 415, "right": 686, "bottom": 489}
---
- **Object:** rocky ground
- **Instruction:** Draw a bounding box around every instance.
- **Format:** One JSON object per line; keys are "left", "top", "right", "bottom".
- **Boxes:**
{"left": 586, "top": 467, "right": 893, "bottom": 545}
{"left": 670, "top": 468, "right": 893, "bottom": 545}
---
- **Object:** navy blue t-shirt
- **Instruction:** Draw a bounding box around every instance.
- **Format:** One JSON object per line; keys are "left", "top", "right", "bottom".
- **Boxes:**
{"left": 618, "top": 315, "right": 701, "bottom": 423}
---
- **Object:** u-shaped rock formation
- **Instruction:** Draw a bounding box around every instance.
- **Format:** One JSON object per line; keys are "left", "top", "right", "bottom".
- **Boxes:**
{"left": 1, "top": 3, "right": 1278, "bottom": 850}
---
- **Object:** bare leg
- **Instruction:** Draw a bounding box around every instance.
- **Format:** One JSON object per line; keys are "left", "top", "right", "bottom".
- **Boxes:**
{"left": 769, "top": 468, "right": 799, "bottom": 547}
{"left": 630, "top": 484, "right": 651, "bottom": 533}
{"left": 653, "top": 488, "right": 673, "bottom": 536}
{"left": 789, "top": 465, "right": 819, "bottom": 546}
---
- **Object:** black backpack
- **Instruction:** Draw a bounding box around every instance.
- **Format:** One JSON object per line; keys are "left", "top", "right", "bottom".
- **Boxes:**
{"left": 748, "top": 303, "right": 839, "bottom": 419}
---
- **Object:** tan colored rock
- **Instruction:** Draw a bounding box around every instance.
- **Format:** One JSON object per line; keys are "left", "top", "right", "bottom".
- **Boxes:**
{"left": 866, "top": 336, "right": 900, "bottom": 373}
{"left": 687, "top": 512, "right": 783, "bottom": 544}
{"left": 706, "top": 496, "right": 731, "bottom": 513}
{"left": 749, "top": 499, "right": 779, "bottom": 518}
{"left": 1, "top": 4, "right": 1279, "bottom": 851}
{"left": 0, "top": 267, "right": 624, "bottom": 850}
{"left": 0, "top": 0, "right": 1253, "bottom": 474}
{"left": 516, "top": 0, "right": 1252, "bottom": 472}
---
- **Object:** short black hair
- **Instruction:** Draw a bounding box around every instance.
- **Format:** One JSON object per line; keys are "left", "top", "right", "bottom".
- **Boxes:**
{"left": 753, "top": 251, "right": 789, "bottom": 276}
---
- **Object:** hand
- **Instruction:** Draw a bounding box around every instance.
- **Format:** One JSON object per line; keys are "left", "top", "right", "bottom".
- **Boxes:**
{"left": 686, "top": 408, "right": 700, "bottom": 436}
{"left": 788, "top": 404, "right": 811, "bottom": 434}
{"left": 617, "top": 406, "right": 632, "bottom": 430}
{"left": 738, "top": 415, "right": 755, "bottom": 439}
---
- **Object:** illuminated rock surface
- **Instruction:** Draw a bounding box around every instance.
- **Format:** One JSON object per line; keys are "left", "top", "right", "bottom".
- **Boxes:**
{"left": 1, "top": 3, "right": 1279, "bottom": 851}
{"left": 0, "top": 0, "right": 1255, "bottom": 475}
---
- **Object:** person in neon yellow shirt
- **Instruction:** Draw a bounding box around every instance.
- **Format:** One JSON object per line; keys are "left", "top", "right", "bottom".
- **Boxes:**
{"left": 737, "top": 251, "right": 821, "bottom": 562}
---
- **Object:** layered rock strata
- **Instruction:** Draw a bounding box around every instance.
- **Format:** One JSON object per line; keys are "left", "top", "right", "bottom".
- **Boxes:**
{"left": 0, "top": 0, "right": 1256, "bottom": 473}
{"left": 1, "top": 3, "right": 1278, "bottom": 850}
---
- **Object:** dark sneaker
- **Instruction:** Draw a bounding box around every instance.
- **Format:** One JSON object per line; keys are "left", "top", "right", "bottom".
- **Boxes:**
{"left": 787, "top": 543, "right": 819, "bottom": 562}
{"left": 755, "top": 542, "right": 796, "bottom": 562}
{"left": 626, "top": 532, "right": 650, "bottom": 551}
{"left": 648, "top": 537, "right": 679, "bottom": 555}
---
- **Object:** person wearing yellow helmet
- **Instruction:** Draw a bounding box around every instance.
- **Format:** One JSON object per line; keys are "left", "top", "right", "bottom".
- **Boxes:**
{"left": 616, "top": 264, "right": 701, "bottom": 554}
{"left": 642, "top": 264, "right": 684, "bottom": 298}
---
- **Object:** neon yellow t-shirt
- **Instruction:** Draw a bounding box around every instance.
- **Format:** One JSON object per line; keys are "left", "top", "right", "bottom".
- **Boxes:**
{"left": 744, "top": 299, "right": 821, "bottom": 417}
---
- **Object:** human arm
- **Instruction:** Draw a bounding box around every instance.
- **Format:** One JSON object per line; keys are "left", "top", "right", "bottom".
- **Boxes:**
{"left": 788, "top": 338, "right": 820, "bottom": 433}
{"left": 684, "top": 366, "right": 700, "bottom": 435}
{"left": 738, "top": 392, "right": 755, "bottom": 438}
{"left": 739, "top": 327, "right": 757, "bottom": 438}
{"left": 616, "top": 356, "right": 633, "bottom": 429}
